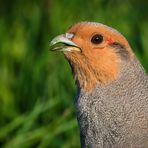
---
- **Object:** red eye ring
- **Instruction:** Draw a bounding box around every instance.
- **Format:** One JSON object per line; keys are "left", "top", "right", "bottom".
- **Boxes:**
{"left": 107, "top": 37, "right": 114, "bottom": 45}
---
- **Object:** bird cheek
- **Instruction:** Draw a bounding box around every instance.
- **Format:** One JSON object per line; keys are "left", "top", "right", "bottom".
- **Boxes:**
{"left": 91, "top": 43, "right": 107, "bottom": 50}
{"left": 71, "top": 36, "right": 82, "bottom": 46}
{"left": 91, "top": 39, "right": 110, "bottom": 50}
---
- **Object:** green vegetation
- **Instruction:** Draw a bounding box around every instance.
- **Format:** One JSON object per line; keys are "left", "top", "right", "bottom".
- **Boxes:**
{"left": 0, "top": 0, "right": 147, "bottom": 147}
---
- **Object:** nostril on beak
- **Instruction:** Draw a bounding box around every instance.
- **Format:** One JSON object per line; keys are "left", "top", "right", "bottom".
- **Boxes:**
{"left": 65, "top": 33, "right": 75, "bottom": 40}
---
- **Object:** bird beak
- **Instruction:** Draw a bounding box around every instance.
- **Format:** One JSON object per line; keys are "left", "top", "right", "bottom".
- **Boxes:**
{"left": 49, "top": 34, "right": 81, "bottom": 52}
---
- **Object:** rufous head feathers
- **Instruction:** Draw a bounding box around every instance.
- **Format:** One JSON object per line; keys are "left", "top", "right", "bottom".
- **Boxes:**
{"left": 50, "top": 22, "right": 134, "bottom": 91}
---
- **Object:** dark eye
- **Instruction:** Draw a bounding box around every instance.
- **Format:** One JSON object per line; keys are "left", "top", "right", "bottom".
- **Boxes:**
{"left": 91, "top": 34, "right": 103, "bottom": 44}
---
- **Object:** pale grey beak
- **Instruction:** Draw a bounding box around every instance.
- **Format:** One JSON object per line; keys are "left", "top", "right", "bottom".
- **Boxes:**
{"left": 49, "top": 34, "right": 81, "bottom": 52}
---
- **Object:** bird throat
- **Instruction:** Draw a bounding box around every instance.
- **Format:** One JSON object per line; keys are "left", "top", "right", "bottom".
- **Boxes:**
{"left": 64, "top": 51, "right": 119, "bottom": 92}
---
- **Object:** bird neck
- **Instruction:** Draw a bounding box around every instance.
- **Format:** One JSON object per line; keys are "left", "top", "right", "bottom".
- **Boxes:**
{"left": 71, "top": 58, "right": 119, "bottom": 92}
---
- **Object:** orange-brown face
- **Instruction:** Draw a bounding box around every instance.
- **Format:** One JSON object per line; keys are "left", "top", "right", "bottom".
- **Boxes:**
{"left": 50, "top": 22, "right": 133, "bottom": 92}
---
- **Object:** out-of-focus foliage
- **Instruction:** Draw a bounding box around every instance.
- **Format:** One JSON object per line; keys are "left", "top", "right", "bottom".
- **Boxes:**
{"left": 0, "top": 0, "right": 147, "bottom": 147}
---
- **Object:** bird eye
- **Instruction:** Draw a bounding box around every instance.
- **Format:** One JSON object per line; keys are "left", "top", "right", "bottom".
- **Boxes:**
{"left": 91, "top": 34, "right": 103, "bottom": 44}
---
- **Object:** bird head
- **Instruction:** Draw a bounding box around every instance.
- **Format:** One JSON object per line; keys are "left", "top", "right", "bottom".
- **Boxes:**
{"left": 50, "top": 22, "right": 134, "bottom": 92}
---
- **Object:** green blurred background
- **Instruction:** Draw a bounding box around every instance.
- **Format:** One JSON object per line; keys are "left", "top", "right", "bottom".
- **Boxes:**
{"left": 0, "top": 0, "right": 148, "bottom": 147}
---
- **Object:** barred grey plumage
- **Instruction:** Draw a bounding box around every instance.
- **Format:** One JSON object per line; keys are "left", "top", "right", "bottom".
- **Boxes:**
{"left": 76, "top": 57, "right": 148, "bottom": 148}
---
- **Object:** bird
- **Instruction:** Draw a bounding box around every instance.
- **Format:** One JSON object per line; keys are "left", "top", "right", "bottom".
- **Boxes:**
{"left": 49, "top": 22, "right": 148, "bottom": 148}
